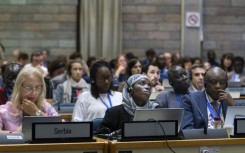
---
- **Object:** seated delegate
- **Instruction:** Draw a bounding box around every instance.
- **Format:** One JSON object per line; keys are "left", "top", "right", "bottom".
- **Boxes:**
{"left": 0, "top": 67, "right": 58, "bottom": 133}
{"left": 181, "top": 67, "right": 236, "bottom": 129}
{"left": 97, "top": 74, "right": 159, "bottom": 134}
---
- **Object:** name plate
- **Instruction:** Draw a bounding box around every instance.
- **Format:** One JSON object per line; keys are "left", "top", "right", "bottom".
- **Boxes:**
{"left": 32, "top": 122, "right": 94, "bottom": 142}
{"left": 234, "top": 118, "right": 245, "bottom": 137}
{"left": 121, "top": 120, "right": 178, "bottom": 141}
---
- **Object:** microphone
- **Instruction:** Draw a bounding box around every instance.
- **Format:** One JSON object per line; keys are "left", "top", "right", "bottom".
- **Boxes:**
{"left": 187, "top": 92, "right": 207, "bottom": 135}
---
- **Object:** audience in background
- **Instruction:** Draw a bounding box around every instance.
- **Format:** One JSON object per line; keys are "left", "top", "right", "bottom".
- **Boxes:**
{"left": 126, "top": 58, "right": 142, "bottom": 78}
{"left": 17, "top": 52, "right": 29, "bottom": 66}
{"left": 97, "top": 74, "right": 158, "bottom": 134}
{"left": 141, "top": 48, "right": 156, "bottom": 67}
{"left": 189, "top": 64, "right": 205, "bottom": 92}
{"left": 228, "top": 56, "right": 245, "bottom": 83}
{"left": 155, "top": 66, "right": 190, "bottom": 108}
{"left": 0, "top": 67, "right": 58, "bottom": 133}
{"left": 171, "top": 52, "right": 181, "bottom": 66}
{"left": 12, "top": 49, "right": 20, "bottom": 63}
{"left": 0, "top": 63, "right": 23, "bottom": 105}
{"left": 142, "top": 63, "right": 164, "bottom": 92}
{"left": 87, "top": 56, "right": 97, "bottom": 69}
{"left": 203, "top": 61, "right": 211, "bottom": 70}
{"left": 181, "top": 57, "right": 192, "bottom": 77}
{"left": 220, "top": 53, "right": 234, "bottom": 73}
{"left": 41, "top": 49, "right": 50, "bottom": 68}
{"left": 192, "top": 57, "right": 202, "bottom": 65}
{"left": 163, "top": 52, "right": 172, "bottom": 69}
{"left": 207, "top": 49, "right": 219, "bottom": 66}
{"left": 181, "top": 67, "right": 235, "bottom": 130}
{"left": 117, "top": 58, "right": 142, "bottom": 92}
{"left": 48, "top": 58, "right": 66, "bottom": 79}
{"left": 125, "top": 52, "right": 136, "bottom": 61}
{"left": 69, "top": 52, "right": 89, "bottom": 78}
{"left": 72, "top": 60, "right": 122, "bottom": 121}
{"left": 113, "top": 54, "right": 127, "bottom": 83}
{"left": 155, "top": 53, "right": 167, "bottom": 80}
{"left": 25, "top": 51, "right": 48, "bottom": 77}
{"left": 53, "top": 60, "right": 89, "bottom": 108}
{"left": 50, "top": 55, "right": 69, "bottom": 89}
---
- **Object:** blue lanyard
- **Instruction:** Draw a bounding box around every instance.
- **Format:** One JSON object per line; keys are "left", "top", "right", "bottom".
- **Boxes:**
{"left": 99, "top": 92, "right": 112, "bottom": 109}
{"left": 175, "top": 93, "right": 181, "bottom": 107}
{"left": 206, "top": 99, "right": 221, "bottom": 118}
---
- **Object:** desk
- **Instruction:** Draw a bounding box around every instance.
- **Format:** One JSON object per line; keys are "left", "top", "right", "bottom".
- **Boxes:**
{"left": 109, "top": 138, "right": 245, "bottom": 153}
{"left": 60, "top": 113, "right": 72, "bottom": 122}
{"left": 0, "top": 138, "right": 108, "bottom": 153}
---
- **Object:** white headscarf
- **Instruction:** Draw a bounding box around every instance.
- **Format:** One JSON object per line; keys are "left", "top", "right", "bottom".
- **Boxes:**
{"left": 122, "top": 74, "right": 158, "bottom": 117}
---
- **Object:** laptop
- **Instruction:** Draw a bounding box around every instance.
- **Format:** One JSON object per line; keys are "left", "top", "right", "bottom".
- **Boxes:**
{"left": 22, "top": 116, "right": 62, "bottom": 143}
{"left": 224, "top": 106, "right": 245, "bottom": 135}
{"left": 133, "top": 108, "right": 184, "bottom": 132}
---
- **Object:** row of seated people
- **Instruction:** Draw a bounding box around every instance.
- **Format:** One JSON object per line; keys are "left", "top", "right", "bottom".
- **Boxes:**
{"left": 0, "top": 59, "right": 243, "bottom": 136}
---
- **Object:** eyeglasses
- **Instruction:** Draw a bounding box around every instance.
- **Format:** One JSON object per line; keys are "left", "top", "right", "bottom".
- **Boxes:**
{"left": 22, "top": 84, "right": 43, "bottom": 93}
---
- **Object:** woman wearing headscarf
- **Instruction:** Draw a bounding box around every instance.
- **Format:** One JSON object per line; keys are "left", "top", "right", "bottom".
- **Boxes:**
{"left": 97, "top": 74, "right": 159, "bottom": 134}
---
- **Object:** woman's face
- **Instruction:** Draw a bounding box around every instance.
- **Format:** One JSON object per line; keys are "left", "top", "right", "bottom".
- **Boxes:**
{"left": 95, "top": 67, "right": 112, "bottom": 93}
{"left": 132, "top": 78, "right": 152, "bottom": 107}
{"left": 71, "top": 63, "right": 83, "bottom": 82}
{"left": 223, "top": 58, "right": 232, "bottom": 68}
{"left": 131, "top": 61, "right": 142, "bottom": 75}
{"left": 21, "top": 74, "right": 43, "bottom": 104}
{"left": 117, "top": 55, "right": 127, "bottom": 67}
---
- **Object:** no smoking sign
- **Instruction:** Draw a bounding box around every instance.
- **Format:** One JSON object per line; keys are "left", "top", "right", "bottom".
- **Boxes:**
{"left": 186, "top": 12, "right": 200, "bottom": 27}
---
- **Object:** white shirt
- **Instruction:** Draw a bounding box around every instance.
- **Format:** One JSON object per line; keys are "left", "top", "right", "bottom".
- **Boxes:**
{"left": 72, "top": 91, "right": 122, "bottom": 121}
{"left": 24, "top": 63, "right": 48, "bottom": 76}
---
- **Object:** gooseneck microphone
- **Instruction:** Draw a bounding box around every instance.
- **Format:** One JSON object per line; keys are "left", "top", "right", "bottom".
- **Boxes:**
{"left": 187, "top": 92, "right": 207, "bottom": 135}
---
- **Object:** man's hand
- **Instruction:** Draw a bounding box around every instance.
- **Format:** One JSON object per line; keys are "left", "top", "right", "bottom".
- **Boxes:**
{"left": 218, "top": 89, "right": 235, "bottom": 106}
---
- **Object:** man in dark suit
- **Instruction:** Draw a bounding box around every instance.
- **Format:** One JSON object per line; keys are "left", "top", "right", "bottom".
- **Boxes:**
{"left": 188, "top": 64, "right": 205, "bottom": 92}
{"left": 155, "top": 65, "right": 190, "bottom": 108}
{"left": 181, "top": 67, "right": 235, "bottom": 129}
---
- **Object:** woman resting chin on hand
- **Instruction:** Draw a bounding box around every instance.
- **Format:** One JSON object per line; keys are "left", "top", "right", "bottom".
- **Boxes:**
{"left": 0, "top": 67, "right": 58, "bottom": 134}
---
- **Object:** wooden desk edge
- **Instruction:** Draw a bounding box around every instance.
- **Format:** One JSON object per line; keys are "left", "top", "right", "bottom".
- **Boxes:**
{"left": 0, "top": 138, "right": 108, "bottom": 152}
{"left": 109, "top": 138, "right": 245, "bottom": 150}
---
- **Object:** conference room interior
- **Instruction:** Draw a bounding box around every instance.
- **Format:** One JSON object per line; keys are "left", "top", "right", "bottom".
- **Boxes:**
{"left": 0, "top": 0, "right": 245, "bottom": 153}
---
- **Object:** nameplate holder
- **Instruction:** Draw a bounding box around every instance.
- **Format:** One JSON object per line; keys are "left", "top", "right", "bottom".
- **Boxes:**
{"left": 234, "top": 118, "right": 245, "bottom": 137}
{"left": 121, "top": 120, "right": 178, "bottom": 141}
{"left": 0, "top": 133, "right": 25, "bottom": 144}
{"left": 32, "top": 122, "right": 95, "bottom": 143}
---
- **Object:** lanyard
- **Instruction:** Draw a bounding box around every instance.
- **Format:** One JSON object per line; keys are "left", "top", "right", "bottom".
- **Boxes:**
{"left": 99, "top": 92, "right": 112, "bottom": 109}
{"left": 206, "top": 99, "right": 221, "bottom": 118}
{"left": 175, "top": 93, "right": 181, "bottom": 107}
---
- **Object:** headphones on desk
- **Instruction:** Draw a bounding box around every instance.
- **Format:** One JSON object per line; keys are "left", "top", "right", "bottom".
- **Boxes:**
{"left": 204, "top": 66, "right": 228, "bottom": 88}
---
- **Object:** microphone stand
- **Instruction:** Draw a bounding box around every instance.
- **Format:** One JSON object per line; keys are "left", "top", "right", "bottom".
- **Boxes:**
{"left": 188, "top": 92, "right": 207, "bottom": 135}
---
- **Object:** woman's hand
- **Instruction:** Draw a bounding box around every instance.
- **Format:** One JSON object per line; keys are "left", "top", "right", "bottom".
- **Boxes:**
{"left": 21, "top": 99, "right": 39, "bottom": 116}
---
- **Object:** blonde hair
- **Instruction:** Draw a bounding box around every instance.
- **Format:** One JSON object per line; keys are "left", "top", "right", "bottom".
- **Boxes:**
{"left": 11, "top": 67, "right": 46, "bottom": 111}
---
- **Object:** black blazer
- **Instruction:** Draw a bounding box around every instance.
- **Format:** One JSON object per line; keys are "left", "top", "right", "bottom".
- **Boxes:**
{"left": 97, "top": 104, "right": 132, "bottom": 134}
